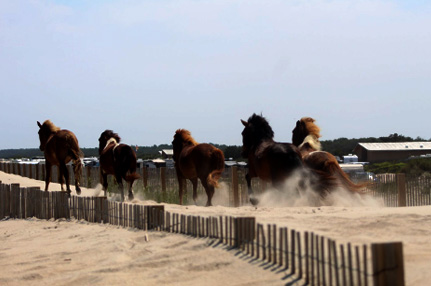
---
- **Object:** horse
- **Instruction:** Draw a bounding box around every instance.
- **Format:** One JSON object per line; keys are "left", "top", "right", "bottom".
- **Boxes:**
{"left": 240, "top": 114, "right": 304, "bottom": 205}
{"left": 172, "top": 129, "right": 225, "bottom": 206}
{"left": 98, "top": 130, "right": 140, "bottom": 201}
{"left": 37, "top": 120, "right": 82, "bottom": 196}
{"left": 292, "top": 117, "right": 365, "bottom": 193}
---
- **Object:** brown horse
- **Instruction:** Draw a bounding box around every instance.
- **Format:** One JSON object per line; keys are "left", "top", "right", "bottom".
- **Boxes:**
{"left": 241, "top": 114, "right": 304, "bottom": 205}
{"left": 292, "top": 117, "right": 365, "bottom": 193}
{"left": 98, "top": 130, "right": 140, "bottom": 201}
{"left": 37, "top": 120, "right": 82, "bottom": 195}
{"left": 172, "top": 129, "right": 225, "bottom": 206}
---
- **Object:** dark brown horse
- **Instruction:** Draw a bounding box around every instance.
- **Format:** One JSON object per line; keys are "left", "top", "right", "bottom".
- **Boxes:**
{"left": 37, "top": 120, "right": 82, "bottom": 195}
{"left": 292, "top": 117, "right": 365, "bottom": 193}
{"left": 98, "top": 130, "right": 140, "bottom": 201}
{"left": 241, "top": 114, "right": 304, "bottom": 205}
{"left": 172, "top": 129, "right": 225, "bottom": 206}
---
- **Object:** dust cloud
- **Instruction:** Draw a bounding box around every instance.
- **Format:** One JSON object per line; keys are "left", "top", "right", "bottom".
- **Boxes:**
{"left": 256, "top": 170, "right": 384, "bottom": 208}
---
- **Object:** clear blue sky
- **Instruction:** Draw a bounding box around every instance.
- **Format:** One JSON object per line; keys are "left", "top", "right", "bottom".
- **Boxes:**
{"left": 1, "top": 0, "right": 430, "bottom": 149}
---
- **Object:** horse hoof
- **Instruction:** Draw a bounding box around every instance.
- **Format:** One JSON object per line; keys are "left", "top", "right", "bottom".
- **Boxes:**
{"left": 250, "top": 197, "right": 259, "bottom": 206}
{"left": 75, "top": 187, "right": 81, "bottom": 195}
{"left": 128, "top": 193, "right": 134, "bottom": 201}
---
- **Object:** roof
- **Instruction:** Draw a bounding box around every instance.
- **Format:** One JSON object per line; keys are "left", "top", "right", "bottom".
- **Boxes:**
{"left": 355, "top": 142, "right": 431, "bottom": 151}
{"left": 160, "top": 149, "right": 173, "bottom": 156}
{"left": 339, "top": 164, "right": 364, "bottom": 171}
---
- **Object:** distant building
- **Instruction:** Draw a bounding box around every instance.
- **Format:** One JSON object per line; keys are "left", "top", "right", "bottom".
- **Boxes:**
{"left": 224, "top": 160, "right": 248, "bottom": 168}
{"left": 343, "top": 154, "right": 358, "bottom": 164}
{"left": 353, "top": 142, "right": 431, "bottom": 163}
{"left": 141, "top": 158, "right": 174, "bottom": 168}
{"left": 159, "top": 149, "right": 173, "bottom": 159}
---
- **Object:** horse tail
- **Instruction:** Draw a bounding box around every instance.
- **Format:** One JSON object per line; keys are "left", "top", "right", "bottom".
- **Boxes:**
{"left": 207, "top": 148, "right": 225, "bottom": 188}
{"left": 324, "top": 159, "right": 367, "bottom": 193}
{"left": 126, "top": 172, "right": 141, "bottom": 182}
{"left": 307, "top": 169, "right": 338, "bottom": 197}
{"left": 123, "top": 145, "right": 140, "bottom": 182}
{"left": 67, "top": 134, "right": 83, "bottom": 181}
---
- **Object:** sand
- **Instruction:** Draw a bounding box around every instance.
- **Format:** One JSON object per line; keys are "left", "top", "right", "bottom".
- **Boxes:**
{"left": 1, "top": 171, "right": 431, "bottom": 285}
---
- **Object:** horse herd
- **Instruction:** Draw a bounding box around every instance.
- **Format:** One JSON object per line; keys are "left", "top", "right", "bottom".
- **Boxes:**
{"left": 36, "top": 114, "right": 364, "bottom": 206}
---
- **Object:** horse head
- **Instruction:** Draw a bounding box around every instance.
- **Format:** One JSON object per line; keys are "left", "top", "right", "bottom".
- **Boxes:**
{"left": 98, "top": 130, "right": 121, "bottom": 154}
{"left": 292, "top": 120, "right": 307, "bottom": 147}
{"left": 37, "top": 120, "right": 60, "bottom": 152}
{"left": 292, "top": 117, "right": 321, "bottom": 147}
{"left": 240, "top": 113, "right": 274, "bottom": 157}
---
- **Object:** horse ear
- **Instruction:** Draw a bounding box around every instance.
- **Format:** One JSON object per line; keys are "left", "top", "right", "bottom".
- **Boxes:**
{"left": 37, "top": 121, "right": 42, "bottom": 128}
{"left": 241, "top": 119, "right": 248, "bottom": 127}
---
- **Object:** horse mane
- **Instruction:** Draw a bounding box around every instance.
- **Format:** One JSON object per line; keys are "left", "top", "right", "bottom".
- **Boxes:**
{"left": 102, "top": 130, "right": 121, "bottom": 143}
{"left": 43, "top": 120, "right": 61, "bottom": 133}
{"left": 104, "top": 137, "right": 119, "bottom": 150}
{"left": 299, "top": 135, "right": 322, "bottom": 151}
{"left": 247, "top": 113, "right": 274, "bottom": 140}
{"left": 300, "top": 117, "right": 321, "bottom": 138}
{"left": 175, "top": 129, "right": 198, "bottom": 146}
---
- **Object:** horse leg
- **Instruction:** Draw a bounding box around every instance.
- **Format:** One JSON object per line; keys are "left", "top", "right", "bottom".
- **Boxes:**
{"left": 73, "top": 160, "right": 82, "bottom": 195}
{"left": 58, "top": 165, "right": 65, "bottom": 192}
{"left": 245, "top": 173, "right": 259, "bottom": 206}
{"left": 201, "top": 179, "right": 214, "bottom": 207}
{"left": 176, "top": 175, "right": 184, "bottom": 205}
{"left": 60, "top": 163, "right": 71, "bottom": 196}
{"left": 116, "top": 175, "right": 125, "bottom": 201}
{"left": 127, "top": 179, "right": 134, "bottom": 201}
{"left": 101, "top": 171, "right": 108, "bottom": 197}
{"left": 44, "top": 162, "right": 51, "bottom": 191}
{"left": 191, "top": 178, "right": 198, "bottom": 204}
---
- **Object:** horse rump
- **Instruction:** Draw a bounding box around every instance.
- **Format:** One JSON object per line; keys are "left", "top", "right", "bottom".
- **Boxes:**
{"left": 323, "top": 159, "right": 367, "bottom": 193}
{"left": 207, "top": 148, "right": 225, "bottom": 188}
{"left": 304, "top": 153, "right": 366, "bottom": 194}
{"left": 119, "top": 144, "right": 140, "bottom": 182}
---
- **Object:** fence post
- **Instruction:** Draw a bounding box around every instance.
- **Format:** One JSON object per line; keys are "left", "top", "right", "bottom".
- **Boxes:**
{"left": 160, "top": 167, "right": 166, "bottom": 193}
{"left": 234, "top": 217, "right": 255, "bottom": 248}
{"left": 397, "top": 174, "right": 406, "bottom": 207}
{"left": 372, "top": 242, "right": 404, "bottom": 286}
{"left": 232, "top": 166, "right": 239, "bottom": 207}
{"left": 145, "top": 205, "right": 165, "bottom": 230}
{"left": 11, "top": 183, "right": 20, "bottom": 218}
{"left": 143, "top": 167, "right": 148, "bottom": 188}
{"left": 86, "top": 166, "right": 91, "bottom": 187}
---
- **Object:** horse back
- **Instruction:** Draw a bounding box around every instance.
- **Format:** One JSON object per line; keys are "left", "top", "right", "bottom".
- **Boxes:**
{"left": 100, "top": 143, "right": 137, "bottom": 175}
{"left": 250, "top": 141, "right": 302, "bottom": 182}
{"left": 45, "top": 129, "right": 81, "bottom": 165}
{"left": 176, "top": 143, "right": 224, "bottom": 179}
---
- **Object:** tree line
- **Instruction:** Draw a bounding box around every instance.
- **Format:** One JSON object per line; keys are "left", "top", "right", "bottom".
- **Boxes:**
{"left": 1, "top": 133, "right": 429, "bottom": 161}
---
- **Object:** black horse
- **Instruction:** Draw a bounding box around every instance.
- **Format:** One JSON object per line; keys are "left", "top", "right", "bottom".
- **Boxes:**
{"left": 240, "top": 114, "right": 304, "bottom": 205}
{"left": 98, "top": 130, "right": 140, "bottom": 201}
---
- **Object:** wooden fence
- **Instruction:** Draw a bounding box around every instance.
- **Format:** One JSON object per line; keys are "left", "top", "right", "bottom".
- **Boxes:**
{"left": 1, "top": 162, "right": 431, "bottom": 208}
{"left": 0, "top": 163, "right": 270, "bottom": 206}
{"left": 0, "top": 180, "right": 405, "bottom": 286}
{"left": 366, "top": 173, "right": 431, "bottom": 207}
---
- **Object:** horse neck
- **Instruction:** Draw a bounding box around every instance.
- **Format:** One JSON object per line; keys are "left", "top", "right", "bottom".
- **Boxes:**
{"left": 299, "top": 134, "right": 321, "bottom": 153}
{"left": 247, "top": 137, "right": 274, "bottom": 154}
{"left": 41, "top": 132, "right": 56, "bottom": 149}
